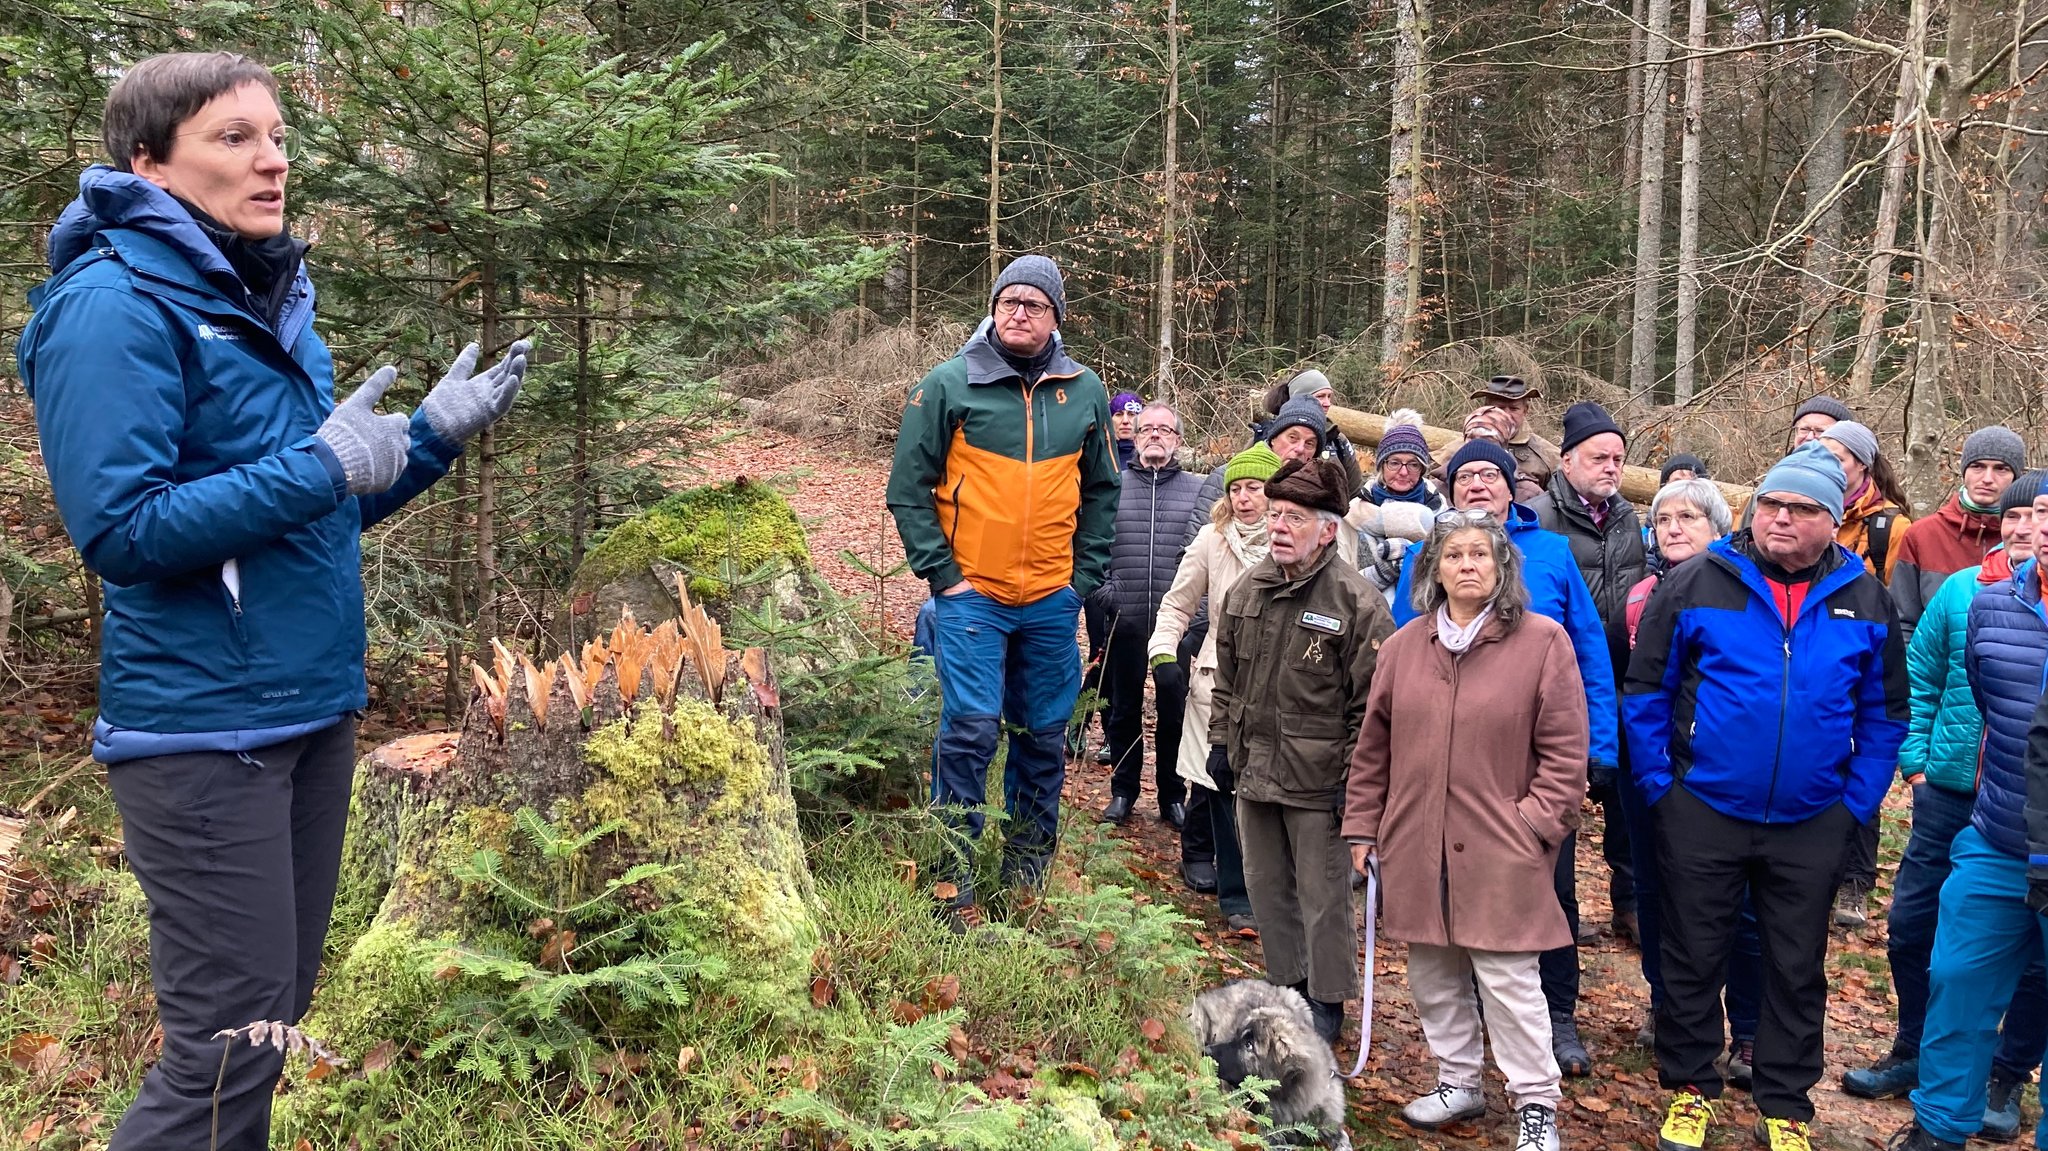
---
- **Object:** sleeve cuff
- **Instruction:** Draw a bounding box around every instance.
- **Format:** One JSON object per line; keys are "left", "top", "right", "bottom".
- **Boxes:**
{"left": 303, "top": 437, "right": 351, "bottom": 502}
{"left": 409, "top": 408, "right": 465, "bottom": 464}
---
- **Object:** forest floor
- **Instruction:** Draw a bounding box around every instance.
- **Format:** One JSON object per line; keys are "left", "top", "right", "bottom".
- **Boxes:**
{"left": 699, "top": 420, "right": 1971, "bottom": 1151}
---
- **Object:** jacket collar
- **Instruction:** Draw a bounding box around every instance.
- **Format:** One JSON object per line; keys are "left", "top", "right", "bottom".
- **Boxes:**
{"left": 1544, "top": 470, "right": 1625, "bottom": 528}
{"left": 957, "top": 318, "right": 1085, "bottom": 386}
{"left": 1245, "top": 541, "right": 1338, "bottom": 592}
{"left": 1934, "top": 491, "right": 2000, "bottom": 544}
{"left": 1708, "top": 531, "right": 1861, "bottom": 622}
{"left": 1126, "top": 459, "right": 1184, "bottom": 484}
{"left": 1421, "top": 607, "right": 1511, "bottom": 651}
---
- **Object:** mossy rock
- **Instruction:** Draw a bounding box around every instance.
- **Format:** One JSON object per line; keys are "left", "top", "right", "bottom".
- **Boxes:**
{"left": 571, "top": 479, "right": 810, "bottom": 620}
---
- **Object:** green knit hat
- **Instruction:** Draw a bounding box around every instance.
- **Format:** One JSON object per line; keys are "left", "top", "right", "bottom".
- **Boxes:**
{"left": 1223, "top": 442, "right": 1285, "bottom": 487}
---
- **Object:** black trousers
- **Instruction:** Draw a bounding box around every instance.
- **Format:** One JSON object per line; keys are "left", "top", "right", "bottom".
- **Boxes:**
{"left": 1075, "top": 598, "right": 1110, "bottom": 749}
{"left": 1841, "top": 813, "right": 1880, "bottom": 892}
{"left": 1104, "top": 630, "right": 1187, "bottom": 809}
{"left": 1540, "top": 830, "right": 1581, "bottom": 1018}
{"left": 1652, "top": 784, "right": 1856, "bottom": 1122}
{"left": 107, "top": 720, "right": 358, "bottom": 1151}
{"left": 1592, "top": 778, "right": 1636, "bottom": 911}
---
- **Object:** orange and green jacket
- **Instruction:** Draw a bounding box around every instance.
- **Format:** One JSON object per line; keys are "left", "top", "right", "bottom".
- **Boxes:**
{"left": 886, "top": 325, "right": 1121, "bottom": 606}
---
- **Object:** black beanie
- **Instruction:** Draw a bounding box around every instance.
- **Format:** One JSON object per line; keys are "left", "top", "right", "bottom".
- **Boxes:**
{"left": 1559, "top": 401, "right": 1626, "bottom": 455}
{"left": 2000, "top": 469, "right": 2048, "bottom": 515}
{"left": 1446, "top": 439, "right": 1518, "bottom": 493}
{"left": 1659, "top": 453, "right": 1709, "bottom": 486}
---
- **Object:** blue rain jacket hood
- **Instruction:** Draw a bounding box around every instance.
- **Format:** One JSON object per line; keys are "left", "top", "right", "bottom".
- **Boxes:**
{"left": 19, "top": 167, "right": 461, "bottom": 754}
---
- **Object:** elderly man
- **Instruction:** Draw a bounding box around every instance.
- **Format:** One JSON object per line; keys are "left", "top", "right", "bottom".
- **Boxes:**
{"left": 1446, "top": 375, "right": 1561, "bottom": 503}
{"left": 886, "top": 253, "right": 1120, "bottom": 926}
{"left": 1096, "top": 401, "right": 1208, "bottom": 827}
{"left": 1211, "top": 457, "right": 1393, "bottom": 1043}
{"left": 1393, "top": 439, "right": 1619, "bottom": 1078}
{"left": 1530, "top": 401, "right": 1647, "bottom": 946}
{"left": 1625, "top": 442, "right": 1906, "bottom": 1151}
{"left": 1181, "top": 394, "right": 1344, "bottom": 552}
{"left": 1787, "top": 395, "right": 1852, "bottom": 451}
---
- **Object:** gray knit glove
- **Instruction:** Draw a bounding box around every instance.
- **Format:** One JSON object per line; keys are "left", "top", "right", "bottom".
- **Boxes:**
{"left": 315, "top": 366, "right": 410, "bottom": 495}
{"left": 419, "top": 339, "right": 531, "bottom": 444}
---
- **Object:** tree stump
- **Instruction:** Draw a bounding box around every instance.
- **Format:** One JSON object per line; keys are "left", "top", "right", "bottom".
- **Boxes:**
{"left": 310, "top": 600, "right": 818, "bottom": 1055}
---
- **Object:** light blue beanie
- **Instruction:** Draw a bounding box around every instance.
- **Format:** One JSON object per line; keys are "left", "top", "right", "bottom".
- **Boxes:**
{"left": 1758, "top": 442, "right": 1848, "bottom": 524}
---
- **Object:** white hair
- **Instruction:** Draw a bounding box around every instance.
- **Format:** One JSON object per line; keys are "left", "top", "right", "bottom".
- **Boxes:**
{"left": 1651, "top": 478, "right": 1733, "bottom": 536}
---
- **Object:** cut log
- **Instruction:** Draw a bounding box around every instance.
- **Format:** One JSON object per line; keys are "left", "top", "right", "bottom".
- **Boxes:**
{"left": 310, "top": 589, "right": 817, "bottom": 1056}
{"left": 1324, "top": 402, "right": 1755, "bottom": 509}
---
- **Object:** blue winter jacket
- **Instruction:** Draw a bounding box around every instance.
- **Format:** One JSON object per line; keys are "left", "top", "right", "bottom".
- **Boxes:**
{"left": 1964, "top": 558, "right": 2048, "bottom": 859}
{"left": 18, "top": 167, "right": 462, "bottom": 757}
{"left": 1901, "top": 561, "right": 1993, "bottom": 795}
{"left": 1623, "top": 534, "right": 1907, "bottom": 824}
{"left": 1392, "top": 503, "right": 1618, "bottom": 768}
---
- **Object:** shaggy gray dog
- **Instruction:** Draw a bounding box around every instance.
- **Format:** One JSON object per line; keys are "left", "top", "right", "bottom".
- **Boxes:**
{"left": 1188, "top": 979, "right": 1353, "bottom": 1150}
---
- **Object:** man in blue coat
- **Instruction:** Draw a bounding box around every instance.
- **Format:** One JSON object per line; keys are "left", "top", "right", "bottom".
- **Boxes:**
{"left": 1625, "top": 444, "right": 1906, "bottom": 1151}
{"left": 1392, "top": 438, "right": 1618, "bottom": 1078}
{"left": 17, "top": 54, "right": 528, "bottom": 1150}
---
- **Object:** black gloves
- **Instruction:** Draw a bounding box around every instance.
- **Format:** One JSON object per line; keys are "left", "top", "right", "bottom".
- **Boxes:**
{"left": 1151, "top": 656, "right": 1187, "bottom": 701}
{"left": 1587, "top": 761, "right": 1618, "bottom": 791}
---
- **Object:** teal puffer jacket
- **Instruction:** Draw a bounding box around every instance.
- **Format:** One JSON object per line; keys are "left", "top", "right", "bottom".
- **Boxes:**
{"left": 1901, "top": 562, "right": 1991, "bottom": 794}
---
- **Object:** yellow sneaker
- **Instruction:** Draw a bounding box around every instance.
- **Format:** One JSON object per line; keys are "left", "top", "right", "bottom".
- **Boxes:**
{"left": 1658, "top": 1088, "right": 1716, "bottom": 1151}
{"left": 1755, "top": 1117, "right": 1812, "bottom": 1151}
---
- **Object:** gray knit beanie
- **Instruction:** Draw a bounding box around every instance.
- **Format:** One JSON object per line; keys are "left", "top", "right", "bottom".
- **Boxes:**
{"left": 1962, "top": 426, "right": 2027, "bottom": 476}
{"left": 1265, "top": 397, "right": 1327, "bottom": 453}
{"left": 1288, "top": 369, "right": 1335, "bottom": 403}
{"left": 1794, "top": 394, "right": 1855, "bottom": 424}
{"left": 1820, "top": 421, "right": 1879, "bottom": 468}
{"left": 991, "top": 254, "right": 1067, "bottom": 322}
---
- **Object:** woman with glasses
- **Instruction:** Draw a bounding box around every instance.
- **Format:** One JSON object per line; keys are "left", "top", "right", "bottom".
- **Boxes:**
{"left": 1345, "top": 509, "right": 1588, "bottom": 1151}
{"left": 1350, "top": 407, "right": 1444, "bottom": 601}
{"left": 19, "top": 52, "right": 527, "bottom": 1150}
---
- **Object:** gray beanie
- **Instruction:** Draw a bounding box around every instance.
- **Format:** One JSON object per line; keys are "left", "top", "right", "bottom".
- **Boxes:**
{"left": 1794, "top": 394, "right": 1855, "bottom": 424}
{"left": 1265, "top": 396, "right": 1327, "bottom": 453}
{"left": 1962, "top": 426, "right": 2027, "bottom": 476}
{"left": 1820, "top": 420, "right": 1879, "bottom": 468}
{"left": 991, "top": 254, "right": 1067, "bottom": 322}
{"left": 1759, "top": 442, "right": 1849, "bottom": 524}
{"left": 1288, "top": 369, "right": 1335, "bottom": 403}
{"left": 1999, "top": 469, "right": 2048, "bottom": 515}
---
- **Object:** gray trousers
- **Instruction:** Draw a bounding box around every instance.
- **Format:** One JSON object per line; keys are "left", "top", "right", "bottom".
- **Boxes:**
{"left": 1237, "top": 797, "right": 1358, "bottom": 1003}
{"left": 108, "top": 719, "right": 357, "bottom": 1151}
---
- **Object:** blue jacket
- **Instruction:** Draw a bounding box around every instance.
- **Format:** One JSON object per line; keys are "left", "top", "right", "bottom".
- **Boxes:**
{"left": 18, "top": 167, "right": 461, "bottom": 756}
{"left": 1964, "top": 559, "right": 2048, "bottom": 859}
{"left": 1901, "top": 562, "right": 1993, "bottom": 795}
{"left": 1623, "top": 534, "right": 1907, "bottom": 824}
{"left": 1393, "top": 503, "right": 1618, "bottom": 768}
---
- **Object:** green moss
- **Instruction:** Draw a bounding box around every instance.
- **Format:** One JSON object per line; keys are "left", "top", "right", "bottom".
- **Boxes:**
{"left": 572, "top": 480, "right": 811, "bottom": 603}
{"left": 300, "top": 919, "right": 440, "bottom": 1060}
{"left": 572, "top": 698, "right": 816, "bottom": 996}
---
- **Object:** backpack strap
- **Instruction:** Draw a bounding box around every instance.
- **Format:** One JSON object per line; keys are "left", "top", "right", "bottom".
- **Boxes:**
{"left": 1867, "top": 511, "right": 1898, "bottom": 578}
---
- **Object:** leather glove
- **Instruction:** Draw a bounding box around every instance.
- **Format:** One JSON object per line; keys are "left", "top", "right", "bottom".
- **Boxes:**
{"left": 1587, "top": 762, "right": 1618, "bottom": 791}
{"left": 1151, "top": 656, "right": 1187, "bottom": 700}
{"left": 315, "top": 366, "right": 410, "bottom": 495}
{"left": 420, "top": 338, "right": 532, "bottom": 444}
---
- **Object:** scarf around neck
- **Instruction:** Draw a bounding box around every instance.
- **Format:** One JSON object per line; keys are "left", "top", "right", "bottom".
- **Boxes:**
{"left": 1436, "top": 604, "right": 1492, "bottom": 655}
{"left": 1223, "top": 518, "right": 1271, "bottom": 570}
{"left": 1370, "top": 477, "right": 1434, "bottom": 506}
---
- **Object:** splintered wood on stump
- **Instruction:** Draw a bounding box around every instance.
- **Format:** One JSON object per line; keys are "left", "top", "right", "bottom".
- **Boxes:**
{"left": 314, "top": 589, "right": 817, "bottom": 1054}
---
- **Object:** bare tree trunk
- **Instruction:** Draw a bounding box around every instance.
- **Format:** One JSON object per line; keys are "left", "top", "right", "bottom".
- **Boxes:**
{"left": 1673, "top": 0, "right": 1706, "bottom": 401}
{"left": 1850, "top": 0, "right": 1929, "bottom": 396}
{"left": 1155, "top": 0, "right": 1180, "bottom": 401}
{"left": 909, "top": 140, "right": 922, "bottom": 335}
{"left": 1615, "top": 0, "right": 1647, "bottom": 376}
{"left": 987, "top": 0, "right": 1004, "bottom": 287}
{"left": 570, "top": 270, "right": 591, "bottom": 574}
{"left": 1799, "top": 8, "right": 1852, "bottom": 348}
{"left": 1380, "top": 0, "right": 1428, "bottom": 373}
{"left": 1628, "top": 0, "right": 1672, "bottom": 397}
{"left": 1263, "top": 71, "right": 1284, "bottom": 363}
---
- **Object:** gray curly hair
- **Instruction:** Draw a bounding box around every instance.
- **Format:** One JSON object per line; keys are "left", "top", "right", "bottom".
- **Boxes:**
{"left": 1410, "top": 512, "right": 1529, "bottom": 632}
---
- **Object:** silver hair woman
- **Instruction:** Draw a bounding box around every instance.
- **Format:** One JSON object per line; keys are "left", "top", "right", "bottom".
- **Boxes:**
{"left": 1650, "top": 477, "right": 1734, "bottom": 542}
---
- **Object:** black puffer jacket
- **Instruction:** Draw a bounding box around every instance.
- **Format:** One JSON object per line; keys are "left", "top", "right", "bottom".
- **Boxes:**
{"left": 1527, "top": 470, "right": 1646, "bottom": 625}
{"left": 1095, "top": 461, "right": 1210, "bottom": 636}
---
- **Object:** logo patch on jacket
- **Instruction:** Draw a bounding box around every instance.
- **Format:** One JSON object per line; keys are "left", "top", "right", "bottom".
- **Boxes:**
{"left": 1831, "top": 607, "right": 1859, "bottom": 619}
{"left": 1299, "top": 611, "right": 1343, "bottom": 634}
{"left": 196, "top": 323, "right": 242, "bottom": 342}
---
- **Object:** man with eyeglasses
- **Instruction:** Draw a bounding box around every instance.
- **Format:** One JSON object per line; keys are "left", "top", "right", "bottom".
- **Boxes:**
{"left": 1624, "top": 442, "right": 1906, "bottom": 1151}
{"left": 1094, "top": 401, "right": 1208, "bottom": 829}
{"left": 1210, "top": 457, "right": 1394, "bottom": 1044}
{"left": 886, "top": 254, "right": 1121, "bottom": 928}
{"left": 1393, "top": 438, "right": 1620, "bottom": 1080}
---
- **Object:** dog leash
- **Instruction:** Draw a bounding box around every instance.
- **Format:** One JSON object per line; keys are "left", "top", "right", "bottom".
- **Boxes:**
{"left": 1346, "top": 855, "right": 1378, "bottom": 1079}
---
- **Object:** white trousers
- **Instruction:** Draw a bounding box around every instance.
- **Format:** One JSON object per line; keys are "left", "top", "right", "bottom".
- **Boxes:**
{"left": 1407, "top": 942, "right": 1562, "bottom": 1109}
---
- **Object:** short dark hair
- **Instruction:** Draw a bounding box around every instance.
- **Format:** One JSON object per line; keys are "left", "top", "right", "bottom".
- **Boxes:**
{"left": 104, "top": 52, "right": 279, "bottom": 172}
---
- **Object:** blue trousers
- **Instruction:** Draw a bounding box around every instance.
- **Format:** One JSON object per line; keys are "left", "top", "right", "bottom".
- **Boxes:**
{"left": 929, "top": 585, "right": 1082, "bottom": 898}
{"left": 1888, "top": 783, "right": 2048, "bottom": 1068}
{"left": 1910, "top": 826, "right": 2048, "bottom": 1145}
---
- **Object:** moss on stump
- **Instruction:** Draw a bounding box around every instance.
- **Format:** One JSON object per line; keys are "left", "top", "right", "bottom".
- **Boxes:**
{"left": 572, "top": 479, "right": 810, "bottom": 611}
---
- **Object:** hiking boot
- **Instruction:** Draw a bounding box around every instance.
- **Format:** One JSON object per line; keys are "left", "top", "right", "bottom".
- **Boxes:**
{"left": 1841, "top": 1053, "right": 1918, "bottom": 1099}
{"left": 1095, "top": 745, "right": 1112, "bottom": 765}
{"left": 1885, "top": 1122, "right": 1963, "bottom": 1151}
{"left": 1657, "top": 1088, "right": 1715, "bottom": 1151}
{"left": 1514, "top": 1104, "right": 1560, "bottom": 1151}
{"left": 1225, "top": 912, "right": 1258, "bottom": 933}
{"left": 1551, "top": 1012, "right": 1591, "bottom": 1077}
{"left": 937, "top": 900, "right": 984, "bottom": 935}
{"left": 1181, "top": 859, "right": 1218, "bottom": 893}
{"left": 1834, "top": 884, "right": 1871, "bottom": 928}
{"left": 1308, "top": 997, "right": 1344, "bottom": 1043}
{"left": 1726, "top": 1040, "right": 1755, "bottom": 1091}
{"left": 1980, "top": 1066, "right": 2026, "bottom": 1141}
{"left": 1161, "top": 801, "right": 1187, "bottom": 830}
{"left": 1636, "top": 1010, "right": 1656, "bottom": 1051}
{"left": 1576, "top": 917, "right": 1601, "bottom": 944}
{"left": 1614, "top": 908, "right": 1641, "bottom": 948}
{"left": 1755, "top": 1117, "right": 1813, "bottom": 1151}
{"left": 1100, "top": 794, "right": 1134, "bottom": 824}
{"left": 1401, "top": 1083, "right": 1487, "bottom": 1129}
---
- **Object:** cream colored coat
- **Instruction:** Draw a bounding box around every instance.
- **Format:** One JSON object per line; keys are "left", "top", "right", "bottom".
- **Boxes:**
{"left": 1149, "top": 522, "right": 1259, "bottom": 789}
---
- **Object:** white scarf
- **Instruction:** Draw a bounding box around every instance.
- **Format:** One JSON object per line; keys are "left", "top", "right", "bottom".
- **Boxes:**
{"left": 1435, "top": 604, "right": 1492, "bottom": 655}
{"left": 1223, "top": 518, "right": 1270, "bottom": 571}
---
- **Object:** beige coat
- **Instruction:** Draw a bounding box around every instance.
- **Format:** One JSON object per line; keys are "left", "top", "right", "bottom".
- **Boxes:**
{"left": 1149, "top": 523, "right": 1259, "bottom": 788}
{"left": 1342, "top": 611, "right": 1588, "bottom": 953}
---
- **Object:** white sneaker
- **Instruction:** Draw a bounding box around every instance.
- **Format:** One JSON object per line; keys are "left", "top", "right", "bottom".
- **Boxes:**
{"left": 1514, "top": 1104, "right": 1560, "bottom": 1151}
{"left": 1402, "top": 1083, "right": 1487, "bottom": 1129}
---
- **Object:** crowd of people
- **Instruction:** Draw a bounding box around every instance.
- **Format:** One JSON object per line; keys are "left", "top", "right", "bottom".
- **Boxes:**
{"left": 887, "top": 252, "right": 2048, "bottom": 1151}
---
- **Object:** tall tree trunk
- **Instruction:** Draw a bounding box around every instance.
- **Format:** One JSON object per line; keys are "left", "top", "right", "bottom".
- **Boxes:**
{"left": 1155, "top": 0, "right": 1180, "bottom": 401}
{"left": 1615, "top": 0, "right": 1648, "bottom": 376}
{"left": 1263, "top": 71, "right": 1284, "bottom": 363}
{"left": 1628, "top": 0, "right": 1672, "bottom": 397}
{"left": 570, "top": 270, "right": 591, "bottom": 576}
{"left": 1380, "top": 0, "right": 1427, "bottom": 374}
{"left": 1799, "top": 5, "right": 1853, "bottom": 351}
{"left": 1673, "top": 0, "right": 1705, "bottom": 402}
{"left": 1849, "top": 0, "right": 1929, "bottom": 396}
{"left": 987, "top": 0, "right": 1004, "bottom": 286}
{"left": 475, "top": 257, "right": 500, "bottom": 640}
